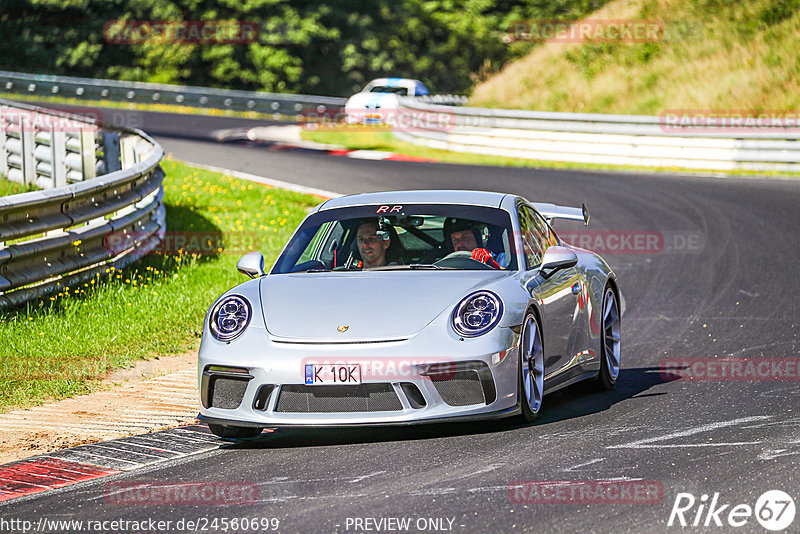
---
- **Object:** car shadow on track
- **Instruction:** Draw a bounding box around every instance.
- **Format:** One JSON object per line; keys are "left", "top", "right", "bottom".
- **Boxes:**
{"left": 221, "top": 366, "right": 678, "bottom": 450}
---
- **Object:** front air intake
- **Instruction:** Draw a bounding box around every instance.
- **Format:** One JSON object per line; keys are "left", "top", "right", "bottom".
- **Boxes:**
{"left": 207, "top": 376, "right": 250, "bottom": 409}
{"left": 275, "top": 384, "right": 403, "bottom": 413}
{"left": 425, "top": 361, "right": 496, "bottom": 406}
{"left": 201, "top": 366, "right": 253, "bottom": 409}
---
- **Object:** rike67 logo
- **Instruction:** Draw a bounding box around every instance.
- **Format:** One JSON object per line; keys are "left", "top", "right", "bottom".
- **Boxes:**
{"left": 668, "top": 490, "right": 795, "bottom": 531}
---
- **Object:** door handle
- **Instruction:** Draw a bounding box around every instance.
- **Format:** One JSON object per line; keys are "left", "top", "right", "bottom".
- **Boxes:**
{"left": 571, "top": 282, "right": 582, "bottom": 295}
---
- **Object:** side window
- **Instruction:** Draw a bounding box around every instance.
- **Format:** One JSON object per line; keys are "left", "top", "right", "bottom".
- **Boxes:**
{"left": 533, "top": 212, "right": 559, "bottom": 248}
{"left": 518, "top": 206, "right": 545, "bottom": 269}
{"left": 298, "top": 222, "right": 347, "bottom": 267}
{"left": 297, "top": 223, "right": 327, "bottom": 264}
{"left": 320, "top": 222, "right": 347, "bottom": 267}
{"left": 547, "top": 223, "right": 559, "bottom": 247}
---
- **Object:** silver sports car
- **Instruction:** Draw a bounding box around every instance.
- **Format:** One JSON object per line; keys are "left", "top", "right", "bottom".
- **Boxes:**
{"left": 197, "top": 190, "right": 622, "bottom": 438}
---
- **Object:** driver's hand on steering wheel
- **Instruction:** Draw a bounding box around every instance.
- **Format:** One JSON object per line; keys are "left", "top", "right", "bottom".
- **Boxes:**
{"left": 471, "top": 248, "right": 501, "bottom": 269}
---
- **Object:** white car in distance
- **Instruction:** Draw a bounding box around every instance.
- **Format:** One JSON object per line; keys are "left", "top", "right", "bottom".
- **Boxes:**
{"left": 344, "top": 78, "right": 429, "bottom": 125}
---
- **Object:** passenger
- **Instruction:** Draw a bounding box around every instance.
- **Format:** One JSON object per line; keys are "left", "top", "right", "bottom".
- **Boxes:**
{"left": 443, "top": 218, "right": 505, "bottom": 269}
{"left": 356, "top": 220, "right": 390, "bottom": 268}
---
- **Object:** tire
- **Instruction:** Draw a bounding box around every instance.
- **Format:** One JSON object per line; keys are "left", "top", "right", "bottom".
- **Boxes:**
{"left": 518, "top": 311, "right": 545, "bottom": 422}
{"left": 595, "top": 286, "right": 621, "bottom": 391}
{"left": 208, "top": 423, "right": 262, "bottom": 439}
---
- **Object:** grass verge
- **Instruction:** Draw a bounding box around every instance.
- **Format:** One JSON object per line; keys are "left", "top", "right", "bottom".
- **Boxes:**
{"left": 0, "top": 179, "right": 39, "bottom": 196}
{"left": 0, "top": 159, "right": 319, "bottom": 411}
{"left": 301, "top": 125, "right": 800, "bottom": 177}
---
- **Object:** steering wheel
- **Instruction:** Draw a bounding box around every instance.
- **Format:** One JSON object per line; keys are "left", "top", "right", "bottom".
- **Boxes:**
{"left": 433, "top": 251, "right": 495, "bottom": 270}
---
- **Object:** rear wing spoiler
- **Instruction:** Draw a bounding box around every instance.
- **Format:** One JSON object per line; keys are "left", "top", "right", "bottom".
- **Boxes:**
{"left": 532, "top": 202, "right": 590, "bottom": 226}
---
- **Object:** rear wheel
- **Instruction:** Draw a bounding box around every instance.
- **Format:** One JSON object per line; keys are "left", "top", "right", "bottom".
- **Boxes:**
{"left": 208, "top": 423, "right": 262, "bottom": 439}
{"left": 595, "top": 286, "right": 620, "bottom": 390}
{"left": 518, "top": 311, "right": 545, "bottom": 422}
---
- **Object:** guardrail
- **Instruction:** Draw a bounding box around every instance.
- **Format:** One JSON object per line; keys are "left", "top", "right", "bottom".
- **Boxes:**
{"left": 416, "top": 94, "right": 468, "bottom": 106}
{"left": 0, "top": 99, "right": 165, "bottom": 309}
{"left": 394, "top": 98, "right": 800, "bottom": 172}
{"left": 0, "top": 103, "right": 106, "bottom": 189}
{"left": 0, "top": 70, "right": 347, "bottom": 117}
{"left": 10, "top": 70, "right": 793, "bottom": 172}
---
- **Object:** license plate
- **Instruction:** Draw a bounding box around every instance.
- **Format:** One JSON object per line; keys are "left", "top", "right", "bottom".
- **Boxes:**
{"left": 305, "top": 364, "right": 362, "bottom": 385}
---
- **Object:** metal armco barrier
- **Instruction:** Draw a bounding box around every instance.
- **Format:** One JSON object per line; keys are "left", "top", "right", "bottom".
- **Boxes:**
{"left": 0, "top": 70, "right": 346, "bottom": 117}
{"left": 394, "top": 98, "right": 800, "bottom": 172}
{"left": 416, "top": 94, "right": 468, "bottom": 106}
{"left": 0, "top": 104, "right": 102, "bottom": 189}
{"left": 0, "top": 99, "right": 165, "bottom": 309}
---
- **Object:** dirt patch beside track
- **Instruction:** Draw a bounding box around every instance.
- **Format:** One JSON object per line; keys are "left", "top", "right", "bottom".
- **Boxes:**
{"left": 0, "top": 351, "right": 198, "bottom": 466}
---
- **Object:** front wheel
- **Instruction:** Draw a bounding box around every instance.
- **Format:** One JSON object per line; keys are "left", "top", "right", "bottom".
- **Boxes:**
{"left": 208, "top": 423, "right": 262, "bottom": 439}
{"left": 595, "top": 286, "right": 621, "bottom": 390}
{"left": 518, "top": 312, "right": 545, "bottom": 422}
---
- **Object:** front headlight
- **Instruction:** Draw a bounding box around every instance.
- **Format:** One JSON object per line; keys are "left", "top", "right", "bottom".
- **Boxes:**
{"left": 452, "top": 290, "right": 503, "bottom": 337}
{"left": 209, "top": 295, "right": 252, "bottom": 341}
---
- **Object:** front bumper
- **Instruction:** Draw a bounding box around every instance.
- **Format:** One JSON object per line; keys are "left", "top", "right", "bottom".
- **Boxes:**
{"left": 197, "top": 325, "right": 520, "bottom": 427}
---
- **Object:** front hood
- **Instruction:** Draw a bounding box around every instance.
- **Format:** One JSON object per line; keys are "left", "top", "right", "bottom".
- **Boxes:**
{"left": 260, "top": 271, "right": 511, "bottom": 342}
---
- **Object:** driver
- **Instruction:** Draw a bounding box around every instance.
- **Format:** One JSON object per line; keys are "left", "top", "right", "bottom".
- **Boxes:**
{"left": 356, "top": 220, "right": 390, "bottom": 268}
{"left": 443, "top": 218, "right": 504, "bottom": 269}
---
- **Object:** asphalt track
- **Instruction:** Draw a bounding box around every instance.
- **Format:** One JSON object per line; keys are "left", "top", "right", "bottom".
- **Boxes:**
{"left": 3, "top": 108, "right": 800, "bottom": 533}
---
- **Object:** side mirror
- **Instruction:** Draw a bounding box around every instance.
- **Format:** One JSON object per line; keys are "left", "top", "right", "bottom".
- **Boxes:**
{"left": 237, "top": 252, "right": 265, "bottom": 279}
{"left": 539, "top": 246, "right": 578, "bottom": 279}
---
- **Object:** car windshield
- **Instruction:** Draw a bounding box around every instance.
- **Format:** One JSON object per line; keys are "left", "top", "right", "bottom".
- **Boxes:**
{"left": 368, "top": 86, "right": 409, "bottom": 95}
{"left": 273, "top": 204, "right": 518, "bottom": 273}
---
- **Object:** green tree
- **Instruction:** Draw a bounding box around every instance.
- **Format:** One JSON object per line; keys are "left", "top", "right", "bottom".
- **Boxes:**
{"left": 0, "top": 0, "right": 610, "bottom": 96}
